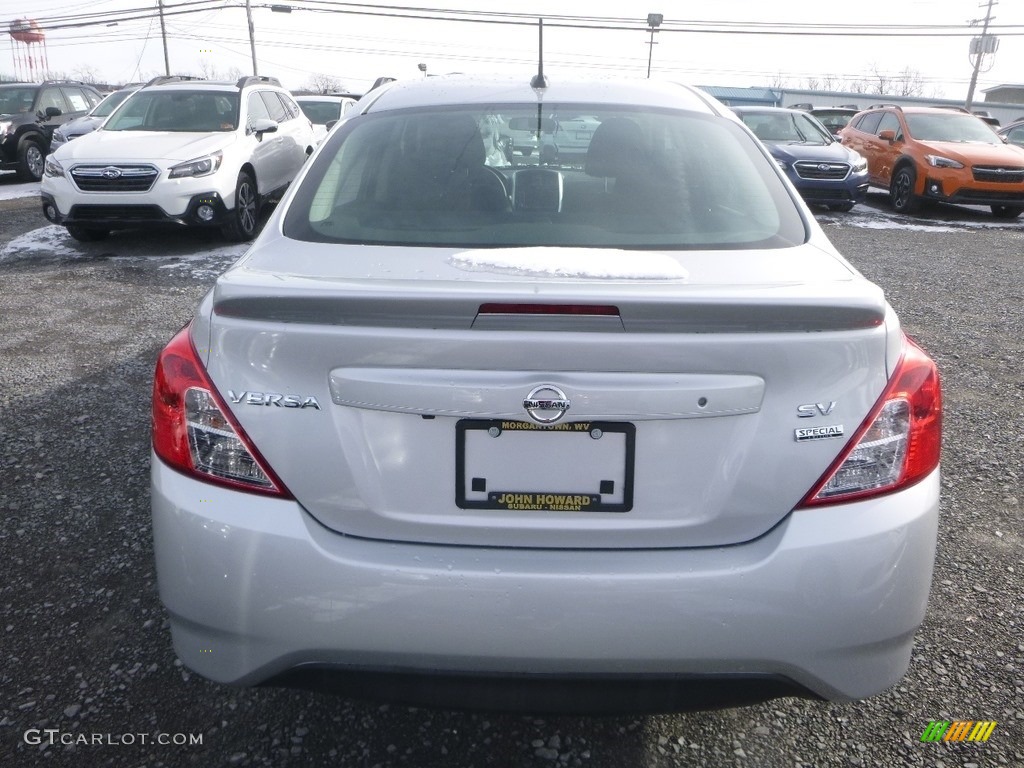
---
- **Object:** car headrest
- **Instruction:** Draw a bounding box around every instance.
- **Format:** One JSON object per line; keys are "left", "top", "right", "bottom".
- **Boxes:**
{"left": 585, "top": 118, "right": 646, "bottom": 178}
{"left": 406, "top": 113, "right": 486, "bottom": 170}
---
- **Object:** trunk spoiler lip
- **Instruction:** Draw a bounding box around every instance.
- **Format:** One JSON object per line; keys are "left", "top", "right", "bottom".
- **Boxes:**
{"left": 211, "top": 293, "right": 886, "bottom": 333}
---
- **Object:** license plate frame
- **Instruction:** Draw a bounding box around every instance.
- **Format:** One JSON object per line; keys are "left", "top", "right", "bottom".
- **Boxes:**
{"left": 455, "top": 419, "right": 635, "bottom": 513}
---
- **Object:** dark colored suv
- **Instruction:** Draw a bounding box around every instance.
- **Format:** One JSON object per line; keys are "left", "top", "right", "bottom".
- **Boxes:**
{"left": 0, "top": 80, "right": 102, "bottom": 181}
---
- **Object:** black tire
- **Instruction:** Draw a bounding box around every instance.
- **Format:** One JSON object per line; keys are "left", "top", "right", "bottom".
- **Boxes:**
{"left": 65, "top": 224, "right": 110, "bottom": 242}
{"left": 890, "top": 165, "right": 920, "bottom": 214}
{"left": 827, "top": 202, "right": 855, "bottom": 212}
{"left": 220, "top": 171, "right": 259, "bottom": 241}
{"left": 16, "top": 138, "right": 45, "bottom": 182}
{"left": 990, "top": 204, "right": 1024, "bottom": 219}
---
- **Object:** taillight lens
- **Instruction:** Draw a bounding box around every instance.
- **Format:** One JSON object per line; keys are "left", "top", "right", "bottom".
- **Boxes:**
{"left": 152, "top": 326, "right": 291, "bottom": 497}
{"left": 800, "top": 334, "right": 941, "bottom": 506}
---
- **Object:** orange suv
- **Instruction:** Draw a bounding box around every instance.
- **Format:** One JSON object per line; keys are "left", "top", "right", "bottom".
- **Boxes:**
{"left": 839, "top": 105, "right": 1024, "bottom": 218}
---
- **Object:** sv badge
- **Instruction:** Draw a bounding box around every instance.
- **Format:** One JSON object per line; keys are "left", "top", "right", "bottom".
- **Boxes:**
{"left": 796, "top": 401, "right": 836, "bottom": 418}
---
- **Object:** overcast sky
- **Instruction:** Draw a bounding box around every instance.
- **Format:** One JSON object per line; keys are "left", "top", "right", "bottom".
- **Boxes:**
{"left": 3, "top": 0, "right": 1023, "bottom": 101}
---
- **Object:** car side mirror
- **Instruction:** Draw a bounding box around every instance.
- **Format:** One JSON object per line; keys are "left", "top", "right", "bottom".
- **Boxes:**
{"left": 250, "top": 118, "right": 279, "bottom": 137}
{"left": 878, "top": 129, "right": 897, "bottom": 142}
{"left": 44, "top": 106, "right": 62, "bottom": 118}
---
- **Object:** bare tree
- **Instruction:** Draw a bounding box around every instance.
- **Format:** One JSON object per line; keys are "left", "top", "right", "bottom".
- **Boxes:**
{"left": 805, "top": 76, "right": 820, "bottom": 91}
{"left": 196, "top": 62, "right": 245, "bottom": 82}
{"left": 820, "top": 74, "right": 840, "bottom": 91}
{"left": 198, "top": 60, "right": 218, "bottom": 80}
{"left": 867, "top": 64, "right": 891, "bottom": 96}
{"left": 766, "top": 71, "right": 788, "bottom": 90}
{"left": 306, "top": 72, "right": 345, "bottom": 94}
{"left": 844, "top": 78, "right": 870, "bottom": 95}
{"left": 72, "top": 64, "right": 101, "bottom": 84}
{"left": 890, "top": 66, "right": 927, "bottom": 97}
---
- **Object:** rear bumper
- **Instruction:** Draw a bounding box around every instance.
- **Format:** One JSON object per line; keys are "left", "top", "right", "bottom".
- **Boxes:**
{"left": 152, "top": 454, "right": 939, "bottom": 709}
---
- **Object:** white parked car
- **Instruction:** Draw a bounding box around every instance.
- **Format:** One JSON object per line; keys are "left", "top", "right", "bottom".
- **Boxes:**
{"left": 151, "top": 74, "right": 942, "bottom": 713}
{"left": 294, "top": 94, "right": 358, "bottom": 143}
{"left": 41, "top": 76, "right": 315, "bottom": 241}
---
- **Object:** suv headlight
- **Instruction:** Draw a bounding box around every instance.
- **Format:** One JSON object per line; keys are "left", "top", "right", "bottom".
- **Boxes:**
{"left": 851, "top": 153, "right": 868, "bottom": 173}
{"left": 169, "top": 150, "right": 223, "bottom": 179}
{"left": 0, "top": 120, "right": 12, "bottom": 136}
{"left": 43, "top": 156, "right": 65, "bottom": 178}
{"left": 925, "top": 154, "right": 964, "bottom": 169}
{"left": 52, "top": 128, "right": 66, "bottom": 142}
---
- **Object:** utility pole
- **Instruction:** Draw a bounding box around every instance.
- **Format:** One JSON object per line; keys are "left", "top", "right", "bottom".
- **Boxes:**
{"left": 246, "top": 0, "right": 258, "bottom": 76}
{"left": 965, "top": 0, "right": 997, "bottom": 111}
{"left": 646, "top": 13, "right": 663, "bottom": 79}
{"left": 158, "top": 0, "right": 170, "bottom": 75}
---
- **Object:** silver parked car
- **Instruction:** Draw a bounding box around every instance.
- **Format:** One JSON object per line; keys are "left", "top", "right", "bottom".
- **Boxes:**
{"left": 151, "top": 74, "right": 942, "bottom": 713}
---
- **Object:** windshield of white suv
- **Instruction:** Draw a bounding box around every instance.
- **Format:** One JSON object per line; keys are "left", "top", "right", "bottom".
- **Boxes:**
{"left": 0, "top": 87, "right": 38, "bottom": 115}
{"left": 104, "top": 90, "right": 239, "bottom": 132}
{"left": 905, "top": 112, "right": 1002, "bottom": 144}
{"left": 285, "top": 105, "right": 806, "bottom": 249}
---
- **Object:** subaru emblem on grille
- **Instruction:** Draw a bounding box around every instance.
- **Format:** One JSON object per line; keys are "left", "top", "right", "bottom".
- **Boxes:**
{"left": 818, "top": 163, "right": 831, "bottom": 172}
{"left": 101, "top": 167, "right": 122, "bottom": 179}
{"left": 523, "top": 385, "right": 571, "bottom": 425}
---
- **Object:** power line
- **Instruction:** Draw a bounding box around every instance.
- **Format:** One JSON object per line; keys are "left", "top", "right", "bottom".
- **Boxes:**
{"left": 5, "top": 2, "right": 1024, "bottom": 36}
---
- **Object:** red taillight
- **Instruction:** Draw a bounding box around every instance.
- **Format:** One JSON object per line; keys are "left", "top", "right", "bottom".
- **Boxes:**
{"left": 478, "top": 303, "right": 621, "bottom": 316}
{"left": 152, "top": 325, "right": 291, "bottom": 497}
{"left": 800, "top": 334, "right": 941, "bottom": 506}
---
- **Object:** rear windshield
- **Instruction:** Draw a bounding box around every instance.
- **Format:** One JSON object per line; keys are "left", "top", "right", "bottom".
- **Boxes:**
{"left": 104, "top": 90, "right": 239, "bottom": 132}
{"left": 284, "top": 104, "right": 806, "bottom": 249}
{"left": 298, "top": 100, "right": 342, "bottom": 124}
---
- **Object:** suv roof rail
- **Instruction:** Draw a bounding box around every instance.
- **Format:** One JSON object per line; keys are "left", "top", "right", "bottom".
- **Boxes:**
{"left": 788, "top": 102, "right": 814, "bottom": 110}
{"left": 41, "top": 79, "right": 91, "bottom": 86}
{"left": 837, "top": 104, "right": 860, "bottom": 109}
{"left": 868, "top": 103, "right": 902, "bottom": 110}
{"left": 930, "top": 104, "right": 971, "bottom": 114}
{"left": 144, "top": 75, "right": 204, "bottom": 87}
{"left": 368, "top": 76, "right": 396, "bottom": 91}
{"left": 236, "top": 75, "right": 282, "bottom": 90}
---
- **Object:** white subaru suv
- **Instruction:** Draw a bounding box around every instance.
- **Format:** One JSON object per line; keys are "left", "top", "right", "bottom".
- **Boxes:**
{"left": 41, "top": 76, "right": 314, "bottom": 242}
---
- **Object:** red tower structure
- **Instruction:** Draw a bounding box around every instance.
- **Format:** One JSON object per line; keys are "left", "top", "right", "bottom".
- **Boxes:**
{"left": 9, "top": 19, "right": 48, "bottom": 81}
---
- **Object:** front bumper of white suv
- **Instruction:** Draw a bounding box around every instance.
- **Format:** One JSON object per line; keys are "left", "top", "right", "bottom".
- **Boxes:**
{"left": 40, "top": 157, "right": 237, "bottom": 231}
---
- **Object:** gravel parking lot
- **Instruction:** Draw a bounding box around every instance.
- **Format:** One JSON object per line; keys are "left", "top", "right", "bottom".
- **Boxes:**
{"left": 1, "top": 180, "right": 1021, "bottom": 768}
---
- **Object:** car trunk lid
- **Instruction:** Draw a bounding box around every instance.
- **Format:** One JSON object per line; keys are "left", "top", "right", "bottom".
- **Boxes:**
{"left": 197, "top": 237, "right": 892, "bottom": 549}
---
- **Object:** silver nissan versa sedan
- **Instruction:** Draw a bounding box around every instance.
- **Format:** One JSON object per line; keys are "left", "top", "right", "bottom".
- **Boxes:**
{"left": 151, "top": 74, "right": 942, "bottom": 714}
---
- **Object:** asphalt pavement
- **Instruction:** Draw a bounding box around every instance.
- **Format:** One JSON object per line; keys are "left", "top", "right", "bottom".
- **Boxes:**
{"left": 0, "top": 180, "right": 1022, "bottom": 767}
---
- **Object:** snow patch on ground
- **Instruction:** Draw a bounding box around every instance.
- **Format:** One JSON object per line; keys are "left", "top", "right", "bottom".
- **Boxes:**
{"left": 0, "top": 223, "right": 247, "bottom": 280}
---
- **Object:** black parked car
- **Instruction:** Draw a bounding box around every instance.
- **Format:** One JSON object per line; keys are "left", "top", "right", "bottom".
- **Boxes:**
{"left": 0, "top": 80, "right": 102, "bottom": 181}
